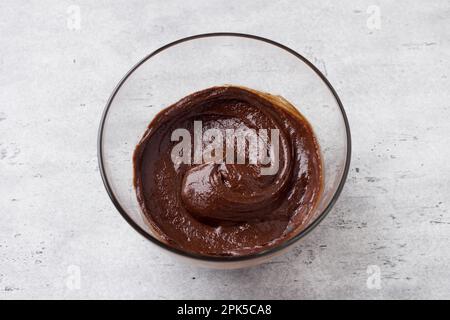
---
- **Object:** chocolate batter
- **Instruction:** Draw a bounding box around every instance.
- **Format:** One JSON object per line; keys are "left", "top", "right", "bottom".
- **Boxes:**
{"left": 133, "top": 86, "right": 322, "bottom": 256}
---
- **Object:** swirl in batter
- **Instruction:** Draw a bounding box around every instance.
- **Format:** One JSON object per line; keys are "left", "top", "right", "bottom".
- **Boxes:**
{"left": 133, "top": 86, "right": 322, "bottom": 256}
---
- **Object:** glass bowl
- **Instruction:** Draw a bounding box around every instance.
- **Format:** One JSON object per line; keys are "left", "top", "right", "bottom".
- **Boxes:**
{"left": 98, "top": 33, "right": 351, "bottom": 269}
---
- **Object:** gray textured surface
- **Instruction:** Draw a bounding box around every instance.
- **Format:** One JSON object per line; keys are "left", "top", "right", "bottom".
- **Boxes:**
{"left": 1, "top": 0, "right": 449, "bottom": 299}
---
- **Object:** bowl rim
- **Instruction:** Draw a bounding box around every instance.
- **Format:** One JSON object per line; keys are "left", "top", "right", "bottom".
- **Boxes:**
{"left": 97, "top": 32, "right": 352, "bottom": 262}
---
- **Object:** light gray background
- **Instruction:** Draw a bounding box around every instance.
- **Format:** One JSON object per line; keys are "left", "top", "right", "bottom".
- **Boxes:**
{"left": 1, "top": 0, "right": 449, "bottom": 299}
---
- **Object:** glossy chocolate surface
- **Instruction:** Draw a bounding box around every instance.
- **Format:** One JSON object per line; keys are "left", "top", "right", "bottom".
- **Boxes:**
{"left": 133, "top": 86, "right": 322, "bottom": 256}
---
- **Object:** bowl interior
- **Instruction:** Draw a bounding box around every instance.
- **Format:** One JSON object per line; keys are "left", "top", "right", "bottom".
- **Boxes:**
{"left": 99, "top": 34, "right": 350, "bottom": 262}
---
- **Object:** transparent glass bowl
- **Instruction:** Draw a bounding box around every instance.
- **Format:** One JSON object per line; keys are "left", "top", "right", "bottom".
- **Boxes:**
{"left": 98, "top": 33, "right": 351, "bottom": 269}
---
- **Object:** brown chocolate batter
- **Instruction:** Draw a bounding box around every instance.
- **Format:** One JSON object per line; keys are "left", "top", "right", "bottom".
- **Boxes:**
{"left": 133, "top": 86, "right": 322, "bottom": 256}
